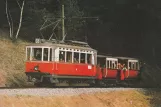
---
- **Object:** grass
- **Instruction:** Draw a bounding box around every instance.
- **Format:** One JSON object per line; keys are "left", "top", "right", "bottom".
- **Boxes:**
{"left": 0, "top": 37, "right": 29, "bottom": 87}
{"left": 0, "top": 90, "right": 151, "bottom": 107}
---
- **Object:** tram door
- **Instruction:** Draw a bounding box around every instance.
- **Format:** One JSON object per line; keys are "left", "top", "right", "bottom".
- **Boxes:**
{"left": 105, "top": 58, "right": 118, "bottom": 79}
{"left": 118, "top": 58, "right": 129, "bottom": 80}
{"left": 127, "top": 60, "right": 139, "bottom": 78}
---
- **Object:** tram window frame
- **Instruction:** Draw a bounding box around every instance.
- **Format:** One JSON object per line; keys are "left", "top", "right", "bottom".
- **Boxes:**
{"left": 80, "top": 53, "right": 85, "bottom": 63}
{"left": 59, "top": 51, "right": 65, "bottom": 62}
{"left": 106, "top": 60, "right": 118, "bottom": 69}
{"left": 87, "top": 54, "right": 92, "bottom": 64}
{"left": 26, "top": 48, "right": 31, "bottom": 61}
{"left": 26, "top": 47, "right": 53, "bottom": 61}
{"left": 129, "top": 62, "right": 139, "bottom": 70}
{"left": 66, "top": 51, "right": 72, "bottom": 63}
{"left": 74, "top": 52, "right": 79, "bottom": 63}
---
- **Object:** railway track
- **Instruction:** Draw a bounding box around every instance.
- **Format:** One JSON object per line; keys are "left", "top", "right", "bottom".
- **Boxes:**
{"left": 0, "top": 87, "right": 144, "bottom": 96}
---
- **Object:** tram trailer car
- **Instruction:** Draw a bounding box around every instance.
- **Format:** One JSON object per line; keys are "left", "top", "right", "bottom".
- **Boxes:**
{"left": 116, "top": 57, "right": 140, "bottom": 81}
{"left": 97, "top": 55, "right": 119, "bottom": 84}
{"left": 25, "top": 40, "right": 100, "bottom": 86}
{"left": 96, "top": 55, "right": 141, "bottom": 85}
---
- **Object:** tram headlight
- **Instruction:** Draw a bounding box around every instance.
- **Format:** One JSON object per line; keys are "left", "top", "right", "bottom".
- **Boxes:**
{"left": 34, "top": 66, "right": 39, "bottom": 71}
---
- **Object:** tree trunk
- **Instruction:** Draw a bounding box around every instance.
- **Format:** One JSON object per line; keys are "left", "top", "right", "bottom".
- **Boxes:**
{"left": 15, "top": 0, "right": 25, "bottom": 39}
{"left": 5, "top": 0, "right": 13, "bottom": 39}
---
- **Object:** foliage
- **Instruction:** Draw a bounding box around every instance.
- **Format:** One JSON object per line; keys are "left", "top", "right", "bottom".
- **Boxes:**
{"left": 24, "top": 0, "right": 84, "bottom": 40}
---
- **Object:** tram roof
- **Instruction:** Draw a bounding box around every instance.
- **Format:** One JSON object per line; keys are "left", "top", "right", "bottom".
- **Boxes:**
{"left": 97, "top": 55, "right": 139, "bottom": 60}
{"left": 115, "top": 56, "right": 139, "bottom": 60}
{"left": 97, "top": 54, "right": 113, "bottom": 58}
{"left": 26, "top": 42, "right": 97, "bottom": 51}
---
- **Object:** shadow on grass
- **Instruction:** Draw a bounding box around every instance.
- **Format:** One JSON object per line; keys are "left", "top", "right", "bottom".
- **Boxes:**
{"left": 143, "top": 88, "right": 161, "bottom": 107}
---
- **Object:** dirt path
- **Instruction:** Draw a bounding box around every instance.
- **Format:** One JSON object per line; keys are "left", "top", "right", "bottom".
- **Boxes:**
{"left": 0, "top": 90, "right": 150, "bottom": 107}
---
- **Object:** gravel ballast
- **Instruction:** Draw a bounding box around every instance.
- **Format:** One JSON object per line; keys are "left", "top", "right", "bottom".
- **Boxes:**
{"left": 0, "top": 88, "right": 143, "bottom": 96}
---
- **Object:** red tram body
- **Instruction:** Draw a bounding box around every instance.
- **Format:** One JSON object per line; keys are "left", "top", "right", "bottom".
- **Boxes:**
{"left": 25, "top": 40, "right": 98, "bottom": 85}
{"left": 25, "top": 39, "right": 141, "bottom": 86}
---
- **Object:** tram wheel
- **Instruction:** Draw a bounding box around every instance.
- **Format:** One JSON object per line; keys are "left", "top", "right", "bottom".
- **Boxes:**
{"left": 34, "top": 82, "right": 43, "bottom": 87}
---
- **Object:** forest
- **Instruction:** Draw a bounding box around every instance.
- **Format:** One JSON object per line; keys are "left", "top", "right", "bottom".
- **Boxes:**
{"left": 0, "top": 0, "right": 161, "bottom": 66}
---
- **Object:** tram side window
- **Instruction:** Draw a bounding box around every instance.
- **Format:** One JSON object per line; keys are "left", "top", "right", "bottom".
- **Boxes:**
{"left": 59, "top": 51, "right": 65, "bottom": 62}
{"left": 136, "top": 62, "right": 139, "bottom": 70}
{"left": 133, "top": 62, "right": 138, "bottom": 70}
{"left": 87, "top": 54, "right": 92, "bottom": 64}
{"left": 66, "top": 51, "right": 72, "bottom": 63}
{"left": 97, "top": 57, "right": 105, "bottom": 67}
{"left": 110, "top": 61, "right": 112, "bottom": 68}
{"left": 107, "top": 60, "right": 109, "bottom": 68}
{"left": 129, "top": 62, "right": 138, "bottom": 70}
{"left": 132, "top": 62, "right": 135, "bottom": 70}
{"left": 115, "top": 61, "right": 118, "bottom": 69}
{"left": 112, "top": 61, "right": 115, "bottom": 69}
{"left": 26, "top": 48, "right": 30, "bottom": 61}
{"left": 129, "top": 62, "right": 132, "bottom": 69}
{"left": 80, "top": 53, "right": 85, "bottom": 63}
{"left": 43, "top": 48, "right": 48, "bottom": 61}
{"left": 111, "top": 61, "right": 115, "bottom": 69}
{"left": 107, "top": 60, "right": 117, "bottom": 69}
{"left": 34, "top": 48, "right": 42, "bottom": 61}
{"left": 50, "top": 48, "right": 52, "bottom": 61}
{"left": 74, "top": 52, "right": 79, "bottom": 63}
{"left": 134, "top": 62, "right": 136, "bottom": 70}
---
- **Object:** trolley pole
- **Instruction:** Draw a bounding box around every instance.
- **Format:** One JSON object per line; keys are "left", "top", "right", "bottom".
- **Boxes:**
{"left": 62, "top": 4, "right": 65, "bottom": 41}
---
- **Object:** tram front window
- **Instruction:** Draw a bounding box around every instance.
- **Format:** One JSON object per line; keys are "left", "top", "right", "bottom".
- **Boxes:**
{"left": 26, "top": 47, "right": 51, "bottom": 61}
{"left": 33, "top": 48, "right": 42, "bottom": 61}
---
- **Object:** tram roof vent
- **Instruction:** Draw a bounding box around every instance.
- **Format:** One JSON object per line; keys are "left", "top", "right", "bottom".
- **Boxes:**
{"left": 35, "top": 38, "right": 57, "bottom": 43}
{"left": 64, "top": 40, "right": 90, "bottom": 47}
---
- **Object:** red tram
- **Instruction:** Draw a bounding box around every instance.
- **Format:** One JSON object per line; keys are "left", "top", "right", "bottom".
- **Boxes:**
{"left": 25, "top": 39, "right": 98, "bottom": 86}
{"left": 25, "top": 39, "right": 141, "bottom": 87}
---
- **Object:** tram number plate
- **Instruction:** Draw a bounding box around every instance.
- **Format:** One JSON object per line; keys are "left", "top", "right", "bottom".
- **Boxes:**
{"left": 88, "top": 65, "right": 92, "bottom": 69}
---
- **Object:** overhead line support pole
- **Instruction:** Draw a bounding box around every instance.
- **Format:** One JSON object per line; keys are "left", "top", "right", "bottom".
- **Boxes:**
{"left": 62, "top": 5, "right": 65, "bottom": 41}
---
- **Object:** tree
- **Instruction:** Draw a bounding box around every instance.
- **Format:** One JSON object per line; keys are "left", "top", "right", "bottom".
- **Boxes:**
{"left": 24, "top": 0, "right": 84, "bottom": 41}
{"left": 5, "top": 0, "right": 25, "bottom": 40}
